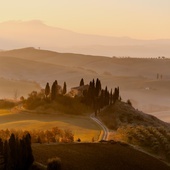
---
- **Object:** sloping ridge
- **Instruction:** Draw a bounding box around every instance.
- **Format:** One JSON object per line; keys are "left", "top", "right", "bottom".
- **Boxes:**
{"left": 0, "top": 47, "right": 107, "bottom": 66}
{"left": 99, "top": 101, "right": 170, "bottom": 130}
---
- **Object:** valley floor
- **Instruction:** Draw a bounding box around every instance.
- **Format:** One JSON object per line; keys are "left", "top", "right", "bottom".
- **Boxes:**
{"left": 32, "top": 143, "right": 170, "bottom": 170}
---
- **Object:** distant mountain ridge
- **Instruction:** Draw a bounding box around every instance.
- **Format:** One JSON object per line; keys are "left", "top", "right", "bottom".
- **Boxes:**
{"left": 0, "top": 20, "right": 170, "bottom": 57}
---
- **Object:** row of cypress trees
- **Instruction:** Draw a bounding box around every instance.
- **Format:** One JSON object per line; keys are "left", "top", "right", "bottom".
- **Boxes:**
{"left": 81, "top": 78, "right": 120, "bottom": 114}
{"left": 0, "top": 133, "right": 34, "bottom": 170}
{"left": 45, "top": 80, "right": 67, "bottom": 101}
{"left": 44, "top": 78, "right": 120, "bottom": 115}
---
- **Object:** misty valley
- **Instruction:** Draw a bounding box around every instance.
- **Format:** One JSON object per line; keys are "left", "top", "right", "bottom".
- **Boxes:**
{"left": 0, "top": 48, "right": 170, "bottom": 170}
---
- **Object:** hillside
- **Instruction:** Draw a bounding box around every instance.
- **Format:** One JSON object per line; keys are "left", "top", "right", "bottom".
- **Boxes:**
{"left": 0, "top": 48, "right": 170, "bottom": 120}
{"left": 99, "top": 101, "right": 170, "bottom": 130}
{"left": 99, "top": 101, "right": 170, "bottom": 162}
{"left": 32, "top": 143, "right": 170, "bottom": 170}
{"left": 0, "top": 47, "right": 170, "bottom": 168}
{"left": 0, "top": 77, "right": 40, "bottom": 99}
{"left": 1, "top": 48, "right": 170, "bottom": 79}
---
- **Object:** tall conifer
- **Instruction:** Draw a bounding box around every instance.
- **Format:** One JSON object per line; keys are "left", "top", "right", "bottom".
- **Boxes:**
{"left": 63, "top": 82, "right": 67, "bottom": 95}
{"left": 45, "top": 82, "right": 50, "bottom": 98}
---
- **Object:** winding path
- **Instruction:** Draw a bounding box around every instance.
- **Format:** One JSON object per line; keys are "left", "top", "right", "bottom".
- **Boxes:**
{"left": 90, "top": 113, "right": 109, "bottom": 141}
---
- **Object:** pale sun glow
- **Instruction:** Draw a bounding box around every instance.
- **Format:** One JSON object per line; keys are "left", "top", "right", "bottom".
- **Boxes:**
{"left": 0, "top": 0, "right": 170, "bottom": 39}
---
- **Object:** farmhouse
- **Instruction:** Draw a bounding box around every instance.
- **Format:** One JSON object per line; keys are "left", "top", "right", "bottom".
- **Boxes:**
{"left": 70, "top": 84, "right": 89, "bottom": 97}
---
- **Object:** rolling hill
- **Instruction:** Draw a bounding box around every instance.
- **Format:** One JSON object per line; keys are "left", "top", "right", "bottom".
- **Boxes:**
{"left": 0, "top": 47, "right": 170, "bottom": 121}
{"left": 99, "top": 101, "right": 170, "bottom": 163}
{"left": 0, "top": 77, "right": 40, "bottom": 99}
{"left": 1, "top": 20, "right": 170, "bottom": 57}
{"left": 0, "top": 46, "right": 170, "bottom": 168}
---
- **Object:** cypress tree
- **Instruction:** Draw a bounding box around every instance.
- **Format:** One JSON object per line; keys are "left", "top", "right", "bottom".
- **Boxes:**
{"left": 3, "top": 140, "right": 9, "bottom": 170}
{"left": 15, "top": 137, "right": 21, "bottom": 170}
{"left": 92, "top": 79, "right": 95, "bottom": 89}
{"left": 24, "top": 133, "right": 34, "bottom": 169}
{"left": 51, "top": 80, "right": 58, "bottom": 101}
{"left": 99, "top": 90, "right": 104, "bottom": 109}
{"left": 91, "top": 79, "right": 96, "bottom": 107}
{"left": 0, "top": 138, "right": 3, "bottom": 154}
{"left": 9, "top": 133, "right": 17, "bottom": 169}
{"left": 87, "top": 81, "right": 93, "bottom": 106}
{"left": 2, "top": 134, "right": 34, "bottom": 170}
{"left": 110, "top": 89, "right": 113, "bottom": 105}
{"left": 96, "top": 78, "right": 101, "bottom": 97}
{"left": 20, "top": 138, "right": 25, "bottom": 170}
{"left": 80, "top": 78, "right": 84, "bottom": 86}
{"left": 104, "top": 86, "right": 108, "bottom": 106}
{"left": 113, "top": 87, "right": 120, "bottom": 103}
{"left": 117, "top": 86, "right": 120, "bottom": 98}
{"left": 62, "top": 82, "right": 67, "bottom": 95}
{"left": 19, "top": 133, "right": 34, "bottom": 170}
{"left": 45, "top": 82, "right": 50, "bottom": 98}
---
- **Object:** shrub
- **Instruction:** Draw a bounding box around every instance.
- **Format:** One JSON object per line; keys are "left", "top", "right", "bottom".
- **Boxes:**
{"left": 0, "top": 127, "right": 74, "bottom": 144}
{"left": 30, "top": 163, "right": 42, "bottom": 170}
{"left": 47, "top": 157, "right": 61, "bottom": 170}
{"left": 127, "top": 99, "right": 132, "bottom": 106}
{"left": 116, "top": 125, "right": 170, "bottom": 162}
{"left": 61, "top": 129, "right": 74, "bottom": 143}
{"left": 0, "top": 100, "right": 16, "bottom": 109}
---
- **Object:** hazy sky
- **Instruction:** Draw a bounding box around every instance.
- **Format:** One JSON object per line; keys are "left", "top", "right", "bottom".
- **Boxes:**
{"left": 0, "top": 0, "right": 170, "bottom": 39}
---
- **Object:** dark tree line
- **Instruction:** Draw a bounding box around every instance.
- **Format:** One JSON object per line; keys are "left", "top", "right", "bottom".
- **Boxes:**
{"left": 26, "top": 78, "right": 120, "bottom": 115}
{"left": 82, "top": 78, "right": 120, "bottom": 115}
{"left": 45, "top": 80, "right": 67, "bottom": 101}
{"left": 0, "top": 133, "right": 34, "bottom": 170}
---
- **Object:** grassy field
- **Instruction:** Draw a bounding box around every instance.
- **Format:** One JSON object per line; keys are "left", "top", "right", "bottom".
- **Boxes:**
{"left": 32, "top": 143, "right": 170, "bottom": 170}
{"left": 0, "top": 109, "right": 101, "bottom": 142}
{"left": 0, "top": 109, "right": 11, "bottom": 115}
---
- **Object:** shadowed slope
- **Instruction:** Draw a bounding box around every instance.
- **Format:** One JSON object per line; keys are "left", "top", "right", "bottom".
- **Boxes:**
{"left": 32, "top": 143, "right": 170, "bottom": 170}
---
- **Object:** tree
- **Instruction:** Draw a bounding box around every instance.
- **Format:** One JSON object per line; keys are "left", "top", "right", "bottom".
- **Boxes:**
{"left": 51, "top": 81, "right": 58, "bottom": 101}
{"left": 47, "top": 157, "right": 61, "bottom": 170}
{"left": 8, "top": 133, "right": 17, "bottom": 169}
{"left": 62, "top": 82, "right": 67, "bottom": 95}
{"left": 3, "top": 140, "right": 9, "bottom": 170}
{"left": 127, "top": 99, "right": 132, "bottom": 106}
{"left": 110, "top": 89, "right": 113, "bottom": 105}
{"left": 0, "top": 138, "right": 3, "bottom": 154}
{"left": 113, "top": 87, "right": 119, "bottom": 103}
{"left": 160, "top": 74, "right": 163, "bottom": 80}
{"left": 45, "top": 82, "right": 50, "bottom": 98}
{"left": 104, "top": 86, "right": 110, "bottom": 106}
{"left": 80, "top": 78, "right": 84, "bottom": 86}
{"left": 82, "top": 78, "right": 120, "bottom": 111}
{"left": 96, "top": 78, "right": 101, "bottom": 97}
{"left": 2, "top": 133, "right": 34, "bottom": 170}
{"left": 24, "top": 133, "right": 34, "bottom": 169}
